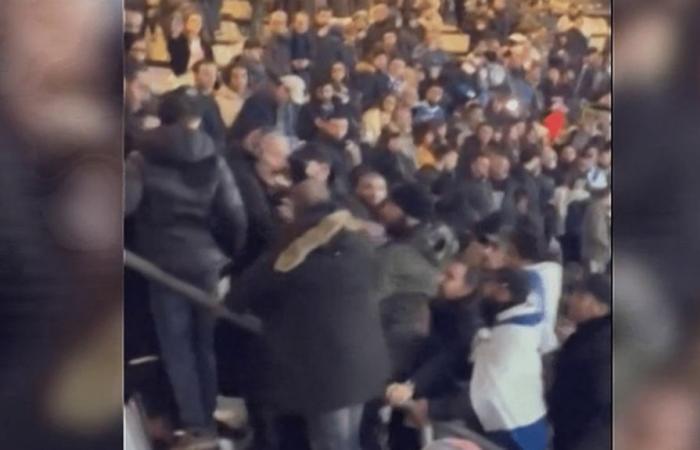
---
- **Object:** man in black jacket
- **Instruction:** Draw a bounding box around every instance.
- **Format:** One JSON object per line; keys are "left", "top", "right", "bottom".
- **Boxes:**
{"left": 126, "top": 87, "right": 248, "bottom": 445}
{"left": 193, "top": 59, "right": 227, "bottom": 151}
{"left": 384, "top": 260, "right": 483, "bottom": 450}
{"left": 226, "top": 179, "right": 390, "bottom": 450}
{"left": 548, "top": 274, "right": 612, "bottom": 450}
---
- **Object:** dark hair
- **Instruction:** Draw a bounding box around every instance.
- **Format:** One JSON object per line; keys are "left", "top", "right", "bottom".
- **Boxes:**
{"left": 510, "top": 225, "right": 543, "bottom": 262}
{"left": 125, "top": 59, "right": 147, "bottom": 82}
{"left": 412, "top": 121, "right": 434, "bottom": 144}
{"left": 377, "top": 127, "right": 402, "bottom": 149}
{"left": 158, "top": 86, "right": 204, "bottom": 124}
{"left": 351, "top": 165, "right": 385, "bottom": 188}
{"left": 289, "top": 143, "right": 333, "bottom": 184}
{"left": 192, "top": 58, "right": 218, "bottom": 74}
{"left": 222, "top": 60, "right": 248, "bottom": 86}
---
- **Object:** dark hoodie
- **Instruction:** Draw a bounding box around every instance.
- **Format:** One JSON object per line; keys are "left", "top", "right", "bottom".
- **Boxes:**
{"left": 131, "top": 124, "right": 248, "bottom": 278}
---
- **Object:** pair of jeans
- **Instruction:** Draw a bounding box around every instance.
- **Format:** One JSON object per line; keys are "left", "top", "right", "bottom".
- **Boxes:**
{"left": 149, "top": 272, "right": 218, "bottom": 430}
{"left": 306, "top": 404, "right": 365, "bottom": 450}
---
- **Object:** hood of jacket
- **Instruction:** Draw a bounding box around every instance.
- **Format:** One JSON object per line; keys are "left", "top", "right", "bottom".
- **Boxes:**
{"left": 142, "top": 124, "right": 217, "bottom": 165}
{"left": 274, "top": 209, "right": 366, "bottom": 273}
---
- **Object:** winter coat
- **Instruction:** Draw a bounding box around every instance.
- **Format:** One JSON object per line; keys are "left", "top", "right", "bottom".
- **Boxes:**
{"left": 225, "top": 151, "right": 281, "bottom": 272}
{"left": 129, "top": 124, "right": 248, "bottom": 278}
{"left": 225, "top": 207, "right": 391, "bottom": 415}
{"left": 410, "top": 295, "right": 484, "bottom": 398}
{"left": 548, "top": 315, "right": 611, "bottom": 450}
{"left": 263, "top": 34, "right": 293, "bottom": 79}
{"left": 229, "top": 89, "right": 279, "bottom": 142}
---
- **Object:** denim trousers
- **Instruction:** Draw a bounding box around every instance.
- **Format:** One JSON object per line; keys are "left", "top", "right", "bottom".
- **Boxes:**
{"left": 149, "top": 273, "right": 218, "bottom": 431}
{"left": 306, "top": 404, "right": 365, "bottom": 450}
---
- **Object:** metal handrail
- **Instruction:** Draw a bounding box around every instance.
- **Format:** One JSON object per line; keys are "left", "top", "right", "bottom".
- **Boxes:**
{"left": 124, "top": 250, "right": 263, "bottom": 335}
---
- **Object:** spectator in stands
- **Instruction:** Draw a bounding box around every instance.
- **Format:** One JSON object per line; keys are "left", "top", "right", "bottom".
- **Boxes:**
{"left": 127, "top": 87, "right": 247, "bottom": 448}
{"left": 581, "top": 187, "right": 611, "bottom": 274}
{"left": 438, "top": 153, "right": 495, "bottom": 231}
{"left": 226, "top": 178, "right": 390, "bottom": 450}
{"left": 361, "top": 93, "right": 398, "bottom": 146}
{"left": 548, "top": 274, "right": 611, "bottom": 450}
{"left": 238, "top": 39, "right": 268, "bottom": 90}
{"left": 192, "top": 59, "right": 227, "bottom": 150}
{"left": 414, "top": 83, "right": 447, "bottom": 125}
{"left": 470, "top": 268, "right": 549, "bottom": 450}
{"left": 216, "top": 61, "right": 250, "bottom": 129}
{"left": 312, "top": 7, "right": 345, "bottom": 81}
{"left": 167, "top": 8, "right": 214, "bottom": 76}
{"left": 263, "top": 10, "right": 293, "bottom": 79}
{"left": 298, "top": 79, "right": 345, "bottom": 141}
{"left": 229, "top": 76, "right": 298, "bottom": 141}
{"left": 228, "top": 130, "right": 290, "bottom": 271}
{"left": 370, "top": 128, "right": 418, "bottom": 186}
{"left": 290, "top": 12, "right": 314, "bottom": 85}
{"left": 127, "top": 35, "right": 148, "bottom": 64}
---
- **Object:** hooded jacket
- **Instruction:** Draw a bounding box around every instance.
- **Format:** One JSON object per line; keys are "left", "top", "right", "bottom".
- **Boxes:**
{"left": 225, "top": 207, "right": 390, "bottom": 415}
{"left": 129, "top": 124, "right": 247, "bottom": 278}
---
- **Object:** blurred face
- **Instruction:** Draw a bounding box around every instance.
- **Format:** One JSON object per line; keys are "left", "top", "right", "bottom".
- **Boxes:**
{"left": 490, "top": 155, "right": 510, "bottom": 181}
{"left": 470, "top": 156, "right": 490, "bottom": 180}
{"left": 126, "top": 71, "right": 150, "bottom": 112}
{"left": 270, "top": 11, "right": 288, "bottom": 34}
{"left": 561, "top": 145, "right": 577, "bottom": 164}
{"left": 195, "top": 63, "right": 218, "bottom": 93}
{"left": 331, "top": 63, "right": 347, "bottom": 83}
{"left": 481, "top": 241, "right": 508, "bottom": 270}
{"left": 389, "top": 59, "right": 406, "bottom": 78}
{"left": 356, "top": 174, "right": 388, "bottom": 207}
{"left": 382, "top": 95, "right": 398, "bottom": 112}
{"left": 547, "top": 67, "right": 561, "bottom": 83}
{"left": 293, "top": 13, "right": 309, "bottom": 33}
{"left": 383, "top": 32, "right": 398, "bottom": 48}
{"left": 599, "top": 150, "right": 612, "bottom": 169}
{"left": 394, "top": 108, "right": 412, "bottom": 130}
{"left": 317, "top": 84, "right": 334, "bottom": 103}
{"left": 128, "top": 39, "right": 147, "bottom": 63}
{"left": 387, "top": 136, "right": 403, "bottom": 153}
{"left": 275, "top": 84, "right": 291, "bottom": 104}
{"left": 374, "top": 5, "right": 389, "bottom": 22}
{"left": 542, "top": 147, "right": 558, "bottom": 169}
{"left": 566, "top": 291, "right": 608, "bottom": 324}
{"left": 478, "top": 125, "right": 494, "bottom": 143}
{"left": 185, "top": 13, "right": 203, "bottom": 36}
{"left": 439, "top": 262, "right": 472, "bottom": 300}
{"left": 426, "top": 86, "right": 443, "bottom": 105}
{"left": 326, "top": 118, "right": 349, "bottom": 140}
{"left": 229, "top": 66, "right": 248, "bottom": 92}
{"left": 373, "top": 54, "right": 389, "bottom": 72}
{"left": 481, "top": 280, "right": 511, "bottom": 303}
{"left": 259, "top": 135, "right": 290, "bottom": 172}
{"left": 315, "top": 9, "right": 332, "bottom": 28}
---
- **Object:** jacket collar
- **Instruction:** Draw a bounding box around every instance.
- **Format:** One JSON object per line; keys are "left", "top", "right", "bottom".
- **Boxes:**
{"left": 274, "top": 210, "right": 365, "bottom": 273}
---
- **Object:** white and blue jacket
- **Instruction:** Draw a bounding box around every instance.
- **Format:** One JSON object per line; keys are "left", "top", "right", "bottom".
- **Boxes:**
{"left": 469, "top": 302, "right": 549, "bottom": 450}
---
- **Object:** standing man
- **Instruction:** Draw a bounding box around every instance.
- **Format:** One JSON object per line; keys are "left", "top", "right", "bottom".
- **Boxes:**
{"left": 192, "top": 59, "right": 228, "bottom": 150}
{"left": 548, "top": 275, "right": 611, "bottom": 450}
{"left": 226, "top": 179, "right": 390, "bottom": 450}
{"left": 128, "top": 87, "right": 248, "bottom": 448}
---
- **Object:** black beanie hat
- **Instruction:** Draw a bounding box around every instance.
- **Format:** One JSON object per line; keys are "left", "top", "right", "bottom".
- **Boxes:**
{"left": 576, "top": 274, "right": 612, "bottom": 306}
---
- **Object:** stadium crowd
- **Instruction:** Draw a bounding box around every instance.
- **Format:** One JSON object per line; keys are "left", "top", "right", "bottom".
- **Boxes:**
{"left": 124, "top": 1, "right": 611, "bottom": 449}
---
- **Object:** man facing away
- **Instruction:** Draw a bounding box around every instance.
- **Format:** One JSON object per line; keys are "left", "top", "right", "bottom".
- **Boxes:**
{"left": 126, "top": 86, "right": 248, "bottom": 448}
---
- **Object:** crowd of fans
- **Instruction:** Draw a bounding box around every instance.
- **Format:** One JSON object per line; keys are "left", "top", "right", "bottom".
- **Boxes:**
{"left": 124, "top": 1, "right": 611, "bottom": 449}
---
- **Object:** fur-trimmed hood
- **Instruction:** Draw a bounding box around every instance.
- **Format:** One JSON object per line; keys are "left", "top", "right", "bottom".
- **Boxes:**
{"left": 274, "top": 209, "right": 366, "bottom": 272}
